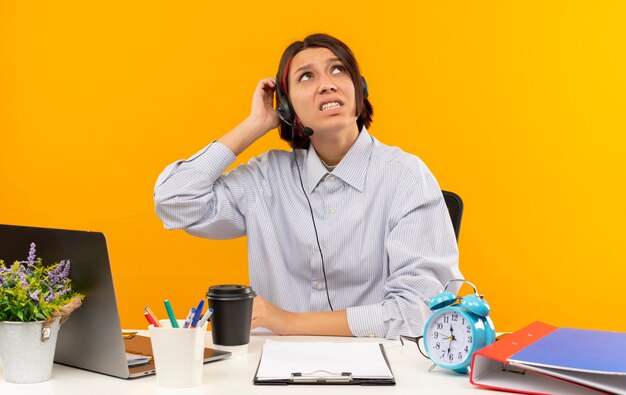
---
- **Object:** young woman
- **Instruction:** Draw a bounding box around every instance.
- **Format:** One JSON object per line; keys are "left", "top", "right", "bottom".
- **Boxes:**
{"left": 154, "top": 34, "right": 461, "bottom": 339}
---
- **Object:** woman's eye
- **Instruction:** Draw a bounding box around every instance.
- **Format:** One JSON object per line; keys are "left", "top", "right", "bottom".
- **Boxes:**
{"left": 299, "top": 73, "right": 312, "bottom": 82}
{"left": 331, "top": 65, "right": 345, "bottom": 74}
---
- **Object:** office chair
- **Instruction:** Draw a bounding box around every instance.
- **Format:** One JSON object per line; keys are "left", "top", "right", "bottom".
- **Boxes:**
{"left": 442, "top": 190, "right": 463, "bottom": 241}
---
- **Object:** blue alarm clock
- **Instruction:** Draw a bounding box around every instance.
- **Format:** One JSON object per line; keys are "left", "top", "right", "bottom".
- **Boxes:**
{"left": 422, "top": 279, "right": 496, "bottom": 373}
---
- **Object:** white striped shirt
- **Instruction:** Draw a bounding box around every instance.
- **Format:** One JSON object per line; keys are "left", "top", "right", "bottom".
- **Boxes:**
{"left": 154, "top": 128, "right": 461, "bottom": 339}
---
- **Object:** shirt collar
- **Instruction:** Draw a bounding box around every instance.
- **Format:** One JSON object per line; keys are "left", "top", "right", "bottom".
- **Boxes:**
{"left": 306, "top": 127, "right": 373, "bottom": 193}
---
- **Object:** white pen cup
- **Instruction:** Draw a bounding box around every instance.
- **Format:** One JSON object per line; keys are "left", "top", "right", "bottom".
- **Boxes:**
{"left": 149, "top": 319, "right": 208, "bottom": 388}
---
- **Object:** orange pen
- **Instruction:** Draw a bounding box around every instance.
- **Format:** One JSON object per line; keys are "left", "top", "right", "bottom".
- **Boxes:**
{"left": 143, "top": 306, "right": 162, "bottom": 327}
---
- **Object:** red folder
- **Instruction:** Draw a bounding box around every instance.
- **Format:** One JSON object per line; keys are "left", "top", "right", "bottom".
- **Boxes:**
{"left": 469, "top": 321, "right": 626, "bottom": 395}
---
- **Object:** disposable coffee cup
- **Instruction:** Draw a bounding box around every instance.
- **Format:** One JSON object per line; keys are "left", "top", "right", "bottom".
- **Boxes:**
{"left": 206, "top": 285, "right": 255, "bottom": 349}
{"left": 149, "top": 319, "right": 208, "bottom": 388}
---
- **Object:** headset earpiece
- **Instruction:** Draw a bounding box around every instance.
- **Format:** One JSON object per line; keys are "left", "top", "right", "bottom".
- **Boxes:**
{"left": 276, "top": 102, "right": 292, "bottom": 125}
{"left": 275, "top": 79, "right": 293, "bottom": 124}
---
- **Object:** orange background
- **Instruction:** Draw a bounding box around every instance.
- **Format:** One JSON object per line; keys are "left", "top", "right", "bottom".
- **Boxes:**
{"left": 1, "top": 1, "right": 625, "bottom": 332}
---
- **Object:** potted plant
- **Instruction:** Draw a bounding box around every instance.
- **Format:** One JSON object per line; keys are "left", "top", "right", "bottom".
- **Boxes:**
{"left": 0, "top": 242, "right": 83, "bottom": 383}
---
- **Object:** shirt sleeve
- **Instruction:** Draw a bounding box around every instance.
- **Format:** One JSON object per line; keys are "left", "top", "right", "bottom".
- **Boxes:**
{"left": 153, "top": 141, "right": 254, "bottom": 239}
{"left": 346, "top": 163, "right": 462, "bottom": 339}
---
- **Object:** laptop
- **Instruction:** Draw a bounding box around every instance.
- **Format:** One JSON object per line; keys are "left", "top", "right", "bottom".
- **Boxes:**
{"left": 0, "top": 224, "right": 231, "bottom": 379}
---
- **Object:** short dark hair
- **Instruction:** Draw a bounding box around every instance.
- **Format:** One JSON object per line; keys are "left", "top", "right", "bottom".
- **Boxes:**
{"left": 276, "top": 33, "right": 374, "bottom": 149}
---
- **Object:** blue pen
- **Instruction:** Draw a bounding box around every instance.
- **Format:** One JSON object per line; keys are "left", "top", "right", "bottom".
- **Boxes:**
{"left": 191, "top": 300, "right": 204, "bottom": 328}
{"left": 164, "top": 299, "right": 179, "bottom": 328}
{"left": 182, "top": 307, "right": 196, "bottom": 328}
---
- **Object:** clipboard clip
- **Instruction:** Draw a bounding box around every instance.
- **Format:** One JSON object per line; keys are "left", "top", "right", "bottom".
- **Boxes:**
{"left": 291, "top": 370, "right": 353, "bottom": 383}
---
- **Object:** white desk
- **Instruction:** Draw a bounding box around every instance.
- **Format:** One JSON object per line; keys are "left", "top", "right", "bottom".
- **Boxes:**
{"left": 1, "top": 332, "right": 487, "bottom": 395}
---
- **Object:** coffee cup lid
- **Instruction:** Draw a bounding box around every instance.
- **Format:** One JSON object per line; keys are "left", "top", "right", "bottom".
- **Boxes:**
{"left": 206, "top": 285, "right": 256, "bottom": 300}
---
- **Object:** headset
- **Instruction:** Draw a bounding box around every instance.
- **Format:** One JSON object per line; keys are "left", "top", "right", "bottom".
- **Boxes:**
{"left": 275, "top": 75, "right": 369, "bottom": 129}
{"left": 274, "top": 73, "right": 369, "bottom": 312}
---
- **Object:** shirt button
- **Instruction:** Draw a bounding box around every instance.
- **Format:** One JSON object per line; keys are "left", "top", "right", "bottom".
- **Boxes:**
{"left": 327, "top": 175, "right": 336, "bottom": 182}
{"left": 314, "top": 282, "right": 324, "bottom": 290}
{"left": 329, "top": 208, "right": 336, "bottom": 214}
{"left": 368, "top": 333, "right": 376, "bottom": 338}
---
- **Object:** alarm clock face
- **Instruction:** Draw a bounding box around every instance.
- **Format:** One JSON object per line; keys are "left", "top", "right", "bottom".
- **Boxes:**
{"left": 424, "top": 309, "right": 476, "bottom": 369}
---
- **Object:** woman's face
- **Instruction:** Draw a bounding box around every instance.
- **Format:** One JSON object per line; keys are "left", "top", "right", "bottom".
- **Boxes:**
{"left": 287, "top": 47, "right": 358, "bottom": 137}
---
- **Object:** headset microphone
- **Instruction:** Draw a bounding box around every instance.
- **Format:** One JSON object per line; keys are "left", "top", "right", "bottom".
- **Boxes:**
{"left": 275, "top": 100, "right": 314, "bottom": 137}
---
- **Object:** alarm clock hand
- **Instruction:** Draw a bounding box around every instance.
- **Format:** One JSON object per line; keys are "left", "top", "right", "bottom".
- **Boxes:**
{"left": 445, "top": 325, "right": 454, "bottom": 355}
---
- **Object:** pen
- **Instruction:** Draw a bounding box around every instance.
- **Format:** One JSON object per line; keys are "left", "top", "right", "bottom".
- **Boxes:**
{"left": 182, "top": 307, "right": 196, "bottom": 329}
{"left": 195, "top": 308, "right": 213, "bottom": 328}
{"left": 144, "top": 306, "right": 162, "bottom": 327}
{"left": 164, "top": 299, "right": 179, "bottom": 328}
{"left": 190, "top": 300, "right": 204, "bottom": 328}
{"left": 144, "top": 312, "right": 160, "bottom": 327}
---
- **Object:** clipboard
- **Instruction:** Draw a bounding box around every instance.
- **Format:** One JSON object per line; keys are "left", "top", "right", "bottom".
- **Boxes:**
{"left": 253, "top": 341, "right": 395, "bottom": 385}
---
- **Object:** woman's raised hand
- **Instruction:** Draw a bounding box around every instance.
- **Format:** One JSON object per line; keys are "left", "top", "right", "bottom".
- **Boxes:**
{"left": 248, "top": 77, "right": 280, "bottom": 136}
